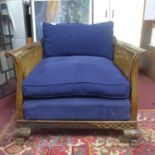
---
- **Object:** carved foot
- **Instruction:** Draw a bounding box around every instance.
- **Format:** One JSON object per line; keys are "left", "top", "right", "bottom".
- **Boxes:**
{"left": 15, "top": 127, "right": 31, "bottom": 145}
{"left": 15, "top": 138, "right": 25, "bottom": 145}
{"left": 122, "top": 129, "right": 142, "bottom": 147}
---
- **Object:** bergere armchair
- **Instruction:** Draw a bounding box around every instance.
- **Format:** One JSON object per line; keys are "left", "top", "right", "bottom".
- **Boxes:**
{"left": 6, "top": 22, "right": 145, "bottom": 146}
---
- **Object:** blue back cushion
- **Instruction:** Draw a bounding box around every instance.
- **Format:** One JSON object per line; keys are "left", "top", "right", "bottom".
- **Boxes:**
{"left": 43, "top": 22, "right": 114, "bottom": 59}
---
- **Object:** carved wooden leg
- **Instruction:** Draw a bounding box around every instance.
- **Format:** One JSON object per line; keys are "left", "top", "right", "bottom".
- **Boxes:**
{"left": 15, "top": 127, "right": 31, "bottom": 145}
{"left": 123, "top": 129, "right": 142, "bottom": 147}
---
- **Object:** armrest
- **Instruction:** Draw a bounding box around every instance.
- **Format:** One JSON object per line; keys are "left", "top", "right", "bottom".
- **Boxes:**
{"left": 114, "top": 40, "right": 146, "bottom": 80}
{"left": 6, "top": 42, "right": 43, "bottom": 78}
{"left": 113, "top": 39, "right": 146, "bottom": 120}
{"left": 6, "top": 42, "right": 43, "bottom": 119}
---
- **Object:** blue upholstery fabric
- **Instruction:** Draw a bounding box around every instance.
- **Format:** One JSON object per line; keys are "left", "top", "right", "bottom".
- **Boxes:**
{"left": 23, "top": 56, "right": 130, "bottom": 98}
{"left": 43, "top": 22, "right": 113, "bottom": 59}
{"left": 23, "top": 98, "right": 131, "bottom": 120}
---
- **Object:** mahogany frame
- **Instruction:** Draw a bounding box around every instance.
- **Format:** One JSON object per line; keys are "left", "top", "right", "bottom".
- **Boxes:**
{"left": 6, "top": 39, "right": 146, "bottom": 143}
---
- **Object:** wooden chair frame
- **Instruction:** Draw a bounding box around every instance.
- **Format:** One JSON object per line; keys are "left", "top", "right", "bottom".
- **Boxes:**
{"left": 6, "top": 39, "right": 146, "bottom": 145}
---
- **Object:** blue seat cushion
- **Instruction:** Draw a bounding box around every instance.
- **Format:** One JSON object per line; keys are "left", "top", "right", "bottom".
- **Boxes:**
{"left": 23, "top": 56, "right": 130, "bottom": 98}
{"left": 23, "top": 98, "right": 131, "bottom": 120}
{"left": 43, "top": 22, "right": 113, "bottom": 60}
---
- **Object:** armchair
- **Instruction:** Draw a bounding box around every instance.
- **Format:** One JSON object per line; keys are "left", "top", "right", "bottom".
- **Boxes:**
{"left": 6, "top": 22, "right": 145, "bottom": 145}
